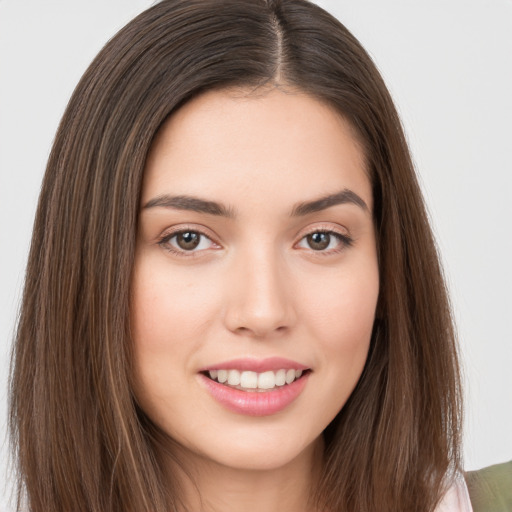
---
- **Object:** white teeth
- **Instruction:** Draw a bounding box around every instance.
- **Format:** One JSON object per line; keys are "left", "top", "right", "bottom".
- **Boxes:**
{"left": 240, "top": 371, "right": 258, "bottom": 389}
{"left": 227, "top": 369, "right": 241, "bottom": 386}
{"left": 275, "top": 369, "right": 286, "bottom": 386}
{"left": 258, "top": 371, "right": 275, "bottom": 389}
{"left": 207, "top": 368, "right": 306, "bottom": 390}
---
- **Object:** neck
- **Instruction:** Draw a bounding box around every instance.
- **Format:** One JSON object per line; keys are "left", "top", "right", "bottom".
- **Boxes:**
{"left": 171, "top": 438, "right": 324, "bottom": 512}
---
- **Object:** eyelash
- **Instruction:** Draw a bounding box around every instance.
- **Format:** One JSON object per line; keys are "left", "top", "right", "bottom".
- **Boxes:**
{"left": 296, "top": 229, "right": 353, "bottom": 256}
{"left": 157, "top": 226, "right": 353, "bottom": 258}
{"left": 157, "top": 226, "right": 219, "bottom": 258}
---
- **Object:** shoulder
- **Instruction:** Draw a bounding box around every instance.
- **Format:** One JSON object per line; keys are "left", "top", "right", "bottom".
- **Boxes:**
{"left": 465, "top": 460, "right": 512, "bottom": 512}
{"left": 436, "top": 474, "right": 473, "bottom": 512}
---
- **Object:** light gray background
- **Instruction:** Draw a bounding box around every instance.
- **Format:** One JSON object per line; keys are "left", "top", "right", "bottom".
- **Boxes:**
{"left": 1, "top": 1, "right": 511, "bottom": 510}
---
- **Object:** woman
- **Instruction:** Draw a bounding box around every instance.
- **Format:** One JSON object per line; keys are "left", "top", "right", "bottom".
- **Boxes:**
{"left": 8, "top": 0, "right": 479, "bottom": 510}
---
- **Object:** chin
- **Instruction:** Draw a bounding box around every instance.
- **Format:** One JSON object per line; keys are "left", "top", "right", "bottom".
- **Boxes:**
{"left": 173, "top": 424, "right": 322, "bottom": 473}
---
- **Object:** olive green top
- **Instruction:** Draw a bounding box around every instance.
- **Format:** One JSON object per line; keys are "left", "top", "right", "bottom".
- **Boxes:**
{"left": 465, "top": 460, "right": 512, "bottom": 512}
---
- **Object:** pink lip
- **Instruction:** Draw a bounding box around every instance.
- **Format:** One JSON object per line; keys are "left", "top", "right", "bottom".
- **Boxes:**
{"left": 199, "top": 371, "right": 310, "bottom": 417}
{"left": 200, "top": 357, "right": 309, "bottom": 373}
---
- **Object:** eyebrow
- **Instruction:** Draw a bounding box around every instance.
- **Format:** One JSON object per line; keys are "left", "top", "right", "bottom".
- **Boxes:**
{"left": 290, "top": 189, "right": 369, "bottom": 216}
{"left": 143, "top": 195, "right": 235, "bottom": 217}
{"left": 142, "top": 188, "right": 369, "bottom": 217}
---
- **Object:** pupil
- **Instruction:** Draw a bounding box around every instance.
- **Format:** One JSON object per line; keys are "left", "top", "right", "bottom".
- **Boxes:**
{"left": 308, "top": 232, "right": 330, "bottom": 250}
{"left": 177, "top": 232, "right": 200, "bottom": 250}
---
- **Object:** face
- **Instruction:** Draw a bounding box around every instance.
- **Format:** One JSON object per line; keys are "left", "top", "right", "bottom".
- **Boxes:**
{"left": 131, "top": 88, "right": 379, "bottom": 472}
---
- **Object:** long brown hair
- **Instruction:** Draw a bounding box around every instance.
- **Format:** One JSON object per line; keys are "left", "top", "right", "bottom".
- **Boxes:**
{"left": 9, "top": 1, "right": 462, "bottom": 511}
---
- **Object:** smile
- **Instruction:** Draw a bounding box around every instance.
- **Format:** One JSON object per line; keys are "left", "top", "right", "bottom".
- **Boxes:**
{"left": 206, "top": 368, "right": 304, "bottom": 391}
{"left": 199, "top": 358, "right": 311, "bottom": 416}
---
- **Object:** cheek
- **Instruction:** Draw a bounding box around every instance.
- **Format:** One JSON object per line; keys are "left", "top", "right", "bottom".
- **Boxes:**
{"left": 131, "top": 258, "right": 218, "bottom": 353}
{"left": 130, "top": 256, "right": 228, "bottom": 415}
{"left": 130, "top": 260, "right": 203, "bottom": 405}
{"left": 301, "top": 264, "right": 379, "bottom": 343}
{"left": 297, "top": 257, "right": 379, "bottom": 400}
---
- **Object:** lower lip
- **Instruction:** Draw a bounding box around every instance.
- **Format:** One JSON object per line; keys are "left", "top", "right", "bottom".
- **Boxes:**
{"left": 199, "top": 373, "right": 310, "bottom": 416}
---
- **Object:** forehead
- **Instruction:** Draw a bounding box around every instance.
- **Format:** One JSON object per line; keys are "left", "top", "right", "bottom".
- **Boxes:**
{"left": 142, "top": 87, "right": 372, "bottom": 214}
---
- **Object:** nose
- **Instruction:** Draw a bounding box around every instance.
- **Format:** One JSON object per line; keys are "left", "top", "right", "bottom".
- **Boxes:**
{"left": 222, "top": 246, "right": 296, "bottom": 339}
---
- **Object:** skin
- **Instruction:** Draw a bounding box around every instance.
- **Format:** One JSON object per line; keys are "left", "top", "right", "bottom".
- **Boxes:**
{"left": 131, "top": 87, "right": 380, "bottom": 512}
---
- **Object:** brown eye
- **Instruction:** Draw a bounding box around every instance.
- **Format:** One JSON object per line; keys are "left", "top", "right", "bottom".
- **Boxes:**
{"left": 176, "top": 231, "right": 201, "bottom": 250}
{"left": 296, "top": 229, "right": 353, "bottom": 254}
{"left": 306, "top": 232, "right": 331, "bottom": 250}
{"left": 158, "top": 229, "right": 217, "bottom": 255}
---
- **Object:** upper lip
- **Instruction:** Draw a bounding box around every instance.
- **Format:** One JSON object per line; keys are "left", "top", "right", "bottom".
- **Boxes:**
{"left": 200, "top": 357, "right": 310, "bottom": 373}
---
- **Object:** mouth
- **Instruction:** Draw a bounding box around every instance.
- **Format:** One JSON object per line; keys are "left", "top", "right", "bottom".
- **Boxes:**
{"left": 198, "top": 360, "right": 312, "bottom": 416}
{"left": 201, "top": 368, "right": 310, "bottom": 392}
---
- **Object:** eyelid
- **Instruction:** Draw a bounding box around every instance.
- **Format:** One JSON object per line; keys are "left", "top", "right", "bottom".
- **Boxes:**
{"left": 295, "top": 222, "right": 351, "bottom": 240}
{"left": 155, "top": 222, "right": 353, "bottom": 258}
{"left": 157, "top": 224, "right": 222, "bottom": 256}
{"left": 294, "top": 223, "right": 353, "bottom": 254}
